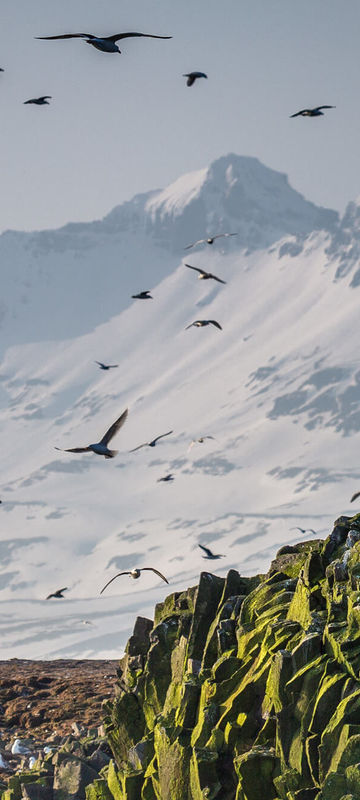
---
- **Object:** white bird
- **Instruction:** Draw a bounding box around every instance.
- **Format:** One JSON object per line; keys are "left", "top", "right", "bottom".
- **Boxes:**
{"left": 185, "top": 233, "right": 238, "bottom": 250}
{"left": 0, "top": 753, "right": 10, "bottom": 770}
{"left": 100, "top": 567, "right": 169, "bottom": 594}
{"left": 188, "top": 436, "right": 215, "bottom": 451}
{"left": 55, "top": 408, "right": 128, "bottom": 459}
{"left": 36, "top": 31, "right": 172, "bottom": 55}
{"left": 11, "top": 739, "right": 32, "bottom": 756}
{"left": 29, "top": 757, "right": 36, "bottom": 769}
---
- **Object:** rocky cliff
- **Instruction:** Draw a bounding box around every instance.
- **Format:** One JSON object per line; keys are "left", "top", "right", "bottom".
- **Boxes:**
{"left": 5, "top": 515, "right": 360, "bottom": 799}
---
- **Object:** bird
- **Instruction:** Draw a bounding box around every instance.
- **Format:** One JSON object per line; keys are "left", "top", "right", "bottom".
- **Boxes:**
{"left": 185, "top": 233, "right": 238, "bottom": 250}
{"left": 157, "top": 473, "right": 174, "bottom": 482}
{"left": 132, "top": 290, "right": 153, "bottom": 300}
{"left": 129, "top": 430, "right": 173, "bottom": 452}
{"left": 0, "top": 68, "right": 4, "bottom": 73}
{"left": 46, "top": 587, "right": 68, "bottom": 599}
{"left": 11, "top": 740, "right": 33, "bottom": 756}
{"left": 198, "top": 544, "right": 225, "bottom": 560}
{"left": 100, "top": 567, "right": 169, "bottom": 593}
{"left": 185, "top": 264, "right": 226, "bottom": 283}
{"left": 185, "top": 319, "right": 222, "bottom": 330}
{"left": 350, "top": 491, "right": 360, "bottom": 503}
{"left": 94, "top": 361, "right": 118, "bottom": 370}
{"left": 188, "top": 436, "right": 215, "bottom": 451}
{"left": 0, "top": 754, "right": 10, "bottom": 771}
{"left": 290, "top": 527, "right": 317, "bottom": 535}
{"left": 24, "top": 96, "right": 51, "bottom": 105}
{"left": 55, "top": 408, "right": 128, "bottom": 459}
{"left": 36, "top": 32, "right": 172, "bottom": 55}
{"left": 183, "top": 71, "right": 207, "bottom": 87}
{"left": 290, "top": 105, "right": 335, "bottom": 118}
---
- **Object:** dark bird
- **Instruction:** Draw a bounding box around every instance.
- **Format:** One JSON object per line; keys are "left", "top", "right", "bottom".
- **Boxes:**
{"left": 24, "top": 96, "right": 51, "bottom": 105}
{"left": 185, "top": 264, "right": 226, "bottom": 284}
{"left": 185, "top": 233, "right": 238, "bottom": 250}
{"left": 183, "top": 71, "right": 207, "bottom": 87}
{"left": 157, "top": 473, "right": 174, "bottom": 482}
{"left": 0, "top": 68, "right": 4, "bottom": 72}
{"left": 95, "top": 361, "right": 118, "bottom": 370}
{"left": 132, "top": 290, "right": 153, "bottom": 300}
{"left": 100, "top": 567, "right": 169, "bottom": 593}
{"left": 290, "top": 527, "right": 317, "bottom": 535}
{"left": 198, "top": 544, "right": 225, "bottom": 560}
{"left": 129, "top": 430, "right": 173, "bottom": 452}
{"left": 36, "top": 32, "right": 172, "bottom": 55}
{"left": 46, "top": 587, "right": 68, "bottom": 599}
{"left": 185, "top": 319, "right": 222, "bottom": 330}
{"left": 290, "top": 105, "right": 335, "bottom": 118}
{"left": 55, "top": 408, "right": 128, "bottom": 459}
{"left": 350, "top": 491, "right": 360, "bottom": 503}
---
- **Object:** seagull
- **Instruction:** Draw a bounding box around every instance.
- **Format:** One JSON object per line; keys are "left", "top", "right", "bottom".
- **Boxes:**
{"left": 157, "top": 473, "right": 175, "bottom": 482}
{"left": 129, "top": 430, "right": 173, "bottom": 452}
{"left": 132, "top": 290, "right": 153, "bottom": 299}
{"left": 185, "top": 319, "right": 222, "bottom": 330}
{"left": 11, "top": 740, "right": 33, "bottom": 756}
{"left": 183, "top": 71, "right": 207, "bottom": 87}
{"left": 185, "top": 264, "right": 226, "bottom": 284}
{"left": 100, "top": 567, "right": 169, "bottom": 593}
{"left": 0, "top": 754, "right": 10, "bottom": 771}
{"left": 46, "top": 587, "right": 68, "bottom": 599}
{"left": 94, "top": 361, "right": 119, "bottom": 370}
{"left": 198, "top": 544, "right": 225, "bottom": 560}
{"left": 188, "top": 436, "right": 215, "bottom": 451}
{"left": 290, "top": 105, "right": 335, "bottom": 118}
{"left": 350, "top": 491, "right": 360, "bottom": 503}
{"left": 55, "top": 408, "right": 128, "bottom": 459}
{"left": 185, "top": 233, "right": 238, "bottom": 250}
{"left": 36, "top": 32, "right": 172, "bottom": 55}
{"left": 290, "top": 527, "right": 317, "bottom": 535}
{"left": 24, "top": 96, "right": 51, "bottom": 105}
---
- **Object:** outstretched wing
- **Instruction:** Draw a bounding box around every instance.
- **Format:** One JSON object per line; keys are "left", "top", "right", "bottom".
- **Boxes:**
{"left": 185, "top": 264, "right": 204, "bottom": 275}
{"left": 351, "top": 491, "right": 360, "bottom": 503}
{"left": 108, "top": 32, "right": 172, "bottom": 42}
{"left": 209, "top": 320, "right": 222, "bottom": 330}
{"left": 209, "top": 273, "right": 226, "bottom": 284}
{"left": 290, "top": 109, "right": 308, "bottom": 117}
{"left": 129, "top": 442, "right": 148, "bottom": 453}
{"left": 36, "top": 33, "right": 93, "bottom": 40}
{"left": 140, "top": 567, "right": 169, "bottom": 584}
{"left": 100, "top": 572, "right": 130, "bottom": 594}
{"left": 153, "top": 430, "right": 173, "bottom": 444}
{"left": 214, "top": 233, "right": 238, "bottom": 240}
{"left": 199, "top": 544, "right": 213, "bottom": 557}
{"left": 316, "top": 105, "right": 335, "bottom": 111}
{"left": 185, "top": 322, "right": 195, "bottom": 330}
{"left": 184, "top": 239, "right": 204, "bottom": 250}
{"left": 54, "top": 446, "right": 91, "bottom": 453}
{"left": 95, "top": 361, "right": 105, "bottom": 368}
{"left": 100, "top": 408, "right": 128, "bottom": 445}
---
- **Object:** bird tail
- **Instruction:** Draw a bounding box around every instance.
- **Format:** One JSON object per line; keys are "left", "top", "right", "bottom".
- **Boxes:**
{"left": 105, "top": 449, "right": 118, "bottom": 459}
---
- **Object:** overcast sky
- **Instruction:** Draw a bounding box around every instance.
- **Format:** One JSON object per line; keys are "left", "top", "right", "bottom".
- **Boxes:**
{"left": 1, "top": 1, "right": 359, "bottom": 231}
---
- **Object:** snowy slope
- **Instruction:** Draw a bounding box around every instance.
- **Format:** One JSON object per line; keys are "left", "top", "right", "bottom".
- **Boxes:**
{"left": 1, "top": 154, "right": 359, "bottom": 659}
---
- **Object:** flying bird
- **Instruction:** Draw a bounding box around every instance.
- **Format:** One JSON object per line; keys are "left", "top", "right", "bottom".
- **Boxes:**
{"left": 46, "top": 587, "right": 68, "bottom": 599}
{"left": 183, "top": 71, "right": 207, "bottom": 87}
{"left": 132, "top": 290, "right": 153, "bottom": 300}
{"left": 55, "top": 408, "right": 128, "bottom": 459}
{"left": 185, "top": 319, "right": 222, "bottom": 330}
{"left": 290, "top": 527, "right": 317, "bottom": 535}
{"left": 185, "top": 233, "right": 238, "bottom": 250}
{"left": 129, "top": 430, "right": 173, "bottom": 452}
{"left": 198, "top": 544, "right": 225, "bottom": 560}
{"left": 290, "top": 105, "right": 335, "bottom": 118}
{"left": 24, "top": 96, "right": 51, "bottom": 105}
{"left": 185, "top": 264, "right": 226, "bottom": 283}
{"left": 100, "top": 567, "right": 169, "bottom": 593}
{"left": 350, "top": 491, "right": 360, "bottom": 503}
{"left": 36, "top": 32, "right": 172, "bottom": 55}
{"left": 95, "top": 361, "right": 118, "bottom": 370}
{"left": 188, "top": 436, "right": 215, "bottom": 451}
{"left": 157, "top": 473, "right": 175, "bottom": 482}
{"left": 0, "top": 69, "right": 4, "bottom": 73}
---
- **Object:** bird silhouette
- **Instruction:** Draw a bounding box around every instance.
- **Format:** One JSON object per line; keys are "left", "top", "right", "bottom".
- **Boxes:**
{"left": 132, "top": 290, "right": 153, "bottom": 299}
{"left": 185, "top": 233, "right": 238, "bottom": 250}
{"left": 55, "top": 408, "right": 128, "bottom": 459}
{"left": 157, "top": 473, "right": 175, "bottom": 482}
{"left": 185, "top": 264, "right": 226, "bottom": 283}
{"left": 185, "top": 319, "right": 222, "bottom": 330}
{"left": 94, "top": 361, "right": 118, "bottom": 370}
{"left": 183, "top": 71, "right": 207, "bottom": 87}
{"left": 350, "top": 491, "right": 360, "bottom": 503}
{"left": 24, "top": 96, "right": 51, "bottom": 105}
{"left": 290, "top": 527, "right": 317, "bottom": 535}
{"left": 36, "top": 32, "right": 172, "bottom": 55}
{"left": 198, "top": 544, "right": 225, "bottom": 560}
{"left": 100, "top": 567, "right": 169, "bottom": 593}
{"left": 129, "top": 430, "right": 173, "bottom": 452}
{"left": 290, "top": 105, "right": 335, "bottom": 118}
{"left": 46, "top": 587, "right": 68, "bottom": 599}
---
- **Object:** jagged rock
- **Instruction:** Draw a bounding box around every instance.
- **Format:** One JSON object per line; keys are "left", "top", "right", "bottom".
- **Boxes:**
{"left": 53, "top": 752, "right": 99, "bottom": 799}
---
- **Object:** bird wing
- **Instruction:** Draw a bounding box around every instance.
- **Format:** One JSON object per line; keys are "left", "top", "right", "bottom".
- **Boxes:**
{"left": 351, "top": 491, "right": 360, "bottom": 503}
{"left": 153, "top": 430, "right": 173, "bottom": 444}
{"left": 100, "top": 408, "right": 128, "bottom": 445}
{"left": 315, "top": 105, "right": 335, "bottom": 110}
{"left": 129, "top": 442, "right": 148, "bottom": 452}
{"left": 54, "top": 446, "right": 91, "bottom": 453}
{"left": 209, "top": 320, "right": 222, "bottom": 330}
{"left": 186, "top": 75, "right": 196, "bottom": 86}
{"left": 185, "top": 264, "right": 204, "bottom": 275}
{"left": 290, "top": 527, "right": 304, "bottom": 532}
{"left": 107, "top": 32, "right": 172, "bottom": 42}
{"left": 209, "top": 273, "right": 226, "bottom": 283}
{"left": 95, "top": 361, "right": 105, "bottom": 368}
{"left": 199, "top": 544, "right": 213, "bottom": 557}
{"left": 290, "top": 110, "right": 308, "bottom": 117}
{"left": 140, "top": 567, "right": 169, "bottom": 584}
{"left": 184, "top": 239, "right": 204, "bottom": 249}
{"left": 39, "top": 96, "right": 52, "bottom": 100}
{"left": 185, "top": 322, "right": 195, "bottom": 329}
{"left": 100, "top": 572, "right": 130, "bottom": 594}
{"left": 214, "top": 233, "right": 238, "bottom": 240}
{"left": 36, "top": 33, "right": 93, "bottom": 40}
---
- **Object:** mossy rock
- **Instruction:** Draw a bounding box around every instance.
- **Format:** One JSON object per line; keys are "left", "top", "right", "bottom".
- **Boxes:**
{"left": 234, "top": 747, "right": 277, "bottom": 800}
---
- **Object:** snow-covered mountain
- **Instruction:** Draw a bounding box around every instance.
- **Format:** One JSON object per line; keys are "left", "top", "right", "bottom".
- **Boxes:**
{"left": 1, "top": 153, "right": 360, "bottom": 659}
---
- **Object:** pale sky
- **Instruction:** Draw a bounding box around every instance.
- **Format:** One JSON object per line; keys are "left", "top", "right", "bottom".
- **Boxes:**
{"left": 1, "top": 0, "right": 359, "bottom": 231}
